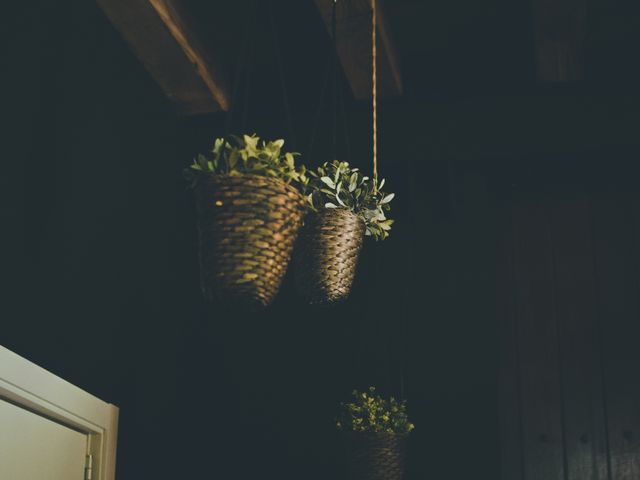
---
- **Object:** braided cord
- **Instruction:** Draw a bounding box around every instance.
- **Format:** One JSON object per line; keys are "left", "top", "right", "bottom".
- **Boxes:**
{"left": 372, "top": 0, "right": 378, "bottom": 190}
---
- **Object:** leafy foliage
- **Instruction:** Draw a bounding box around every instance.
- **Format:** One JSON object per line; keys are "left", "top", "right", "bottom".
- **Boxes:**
{"left": 306, "top": 160, "right": 394, "bottom": 240}
{"left": 185, "top": 134, "right": 309, "bottom": 190}
{"left": 336, "top": 387, "right": 415, "bottom": 435}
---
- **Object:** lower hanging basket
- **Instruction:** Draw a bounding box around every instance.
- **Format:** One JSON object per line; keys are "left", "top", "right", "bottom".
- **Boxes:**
{"left": 194, "top": 173, "right": 306, "bottom": 309}
{"left": 294, "top": 208, "right": 365, "bottom": 305}
{"left": 345, "top": 432, "right": 407, "bottom": 480}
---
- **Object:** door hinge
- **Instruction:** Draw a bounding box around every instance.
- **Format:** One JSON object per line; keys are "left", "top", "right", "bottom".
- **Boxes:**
{"left": 84, "top": 454, "right": 93, "bottom": 480}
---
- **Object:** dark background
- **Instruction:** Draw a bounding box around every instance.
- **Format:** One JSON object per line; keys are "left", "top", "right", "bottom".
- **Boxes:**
{"left": 3, "top": 1, "right": 640, "bottom": 479}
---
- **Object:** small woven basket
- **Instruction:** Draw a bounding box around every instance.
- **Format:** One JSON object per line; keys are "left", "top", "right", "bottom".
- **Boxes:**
{"left": 194, "top": 173, "right": 306, "bottom": 309}
{"left": 294, "top": 209, "right": 365, "bottom": 305}
{"left": 345, "top": 432, "right": 406, "bottom": 480}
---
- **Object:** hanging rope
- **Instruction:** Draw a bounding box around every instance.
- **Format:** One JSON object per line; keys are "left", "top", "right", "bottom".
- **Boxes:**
{"left": 335, "top": 0, "right": 352, "bottom": 164}
{"left": 224, "top": 6, "right": 252, "bottom": 137}
{"left": 371, "top": 0, "right": 378, "bottom": 190}
{"left": 307, "top": 52, "right": 332, "bottom": 160}
{"left": 332, "top": 0, "right": 338, "bottom": 157}
{"left": 269, "top": 0, "right": 297, "bottom": 148}
{"left": 337, "top": 52, "right": 352, "bottom": 165}
{"left": 241, "top": 0, "right": 259, "bottom": 133}
{"left": 225, "top": 1, "right": 296, "bottom": 144}
{"left": 308, "top": 0, "right": 347, "bottom": 165}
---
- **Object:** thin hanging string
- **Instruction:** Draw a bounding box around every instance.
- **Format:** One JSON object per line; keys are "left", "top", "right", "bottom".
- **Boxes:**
{"left": 334, "top": 0, "right": 352, "bottom": 165}
{"left": 331, "top": 0, "right": 339, "bottom": 157}
{"left": 337, "top": 53, "right": 352, "bottom": 165}
{"left": 240, "top": 37, "right": 253, "bottom": 133}
{"left": 399, "top": 149, "right": 414, "bottom": 402}
{"left": 308, "top": 0, "right": 344, "bottom": 165}
{"left": 269, "top": 0, "right": 297, "bottom": 148}
{"left": 224, "top": 6, "right": 252, "bottom": 137}
{"left": 240, "top": 0, "right": 260, "bottom": 133}
{"left": 307, "top": 52, "right": 332, "bottom": 160}
{"left": 370, "top": 0, "right": 394, "bottom": 399}
{"left": 371, "top": 0, "right": 378, "bottom": 190}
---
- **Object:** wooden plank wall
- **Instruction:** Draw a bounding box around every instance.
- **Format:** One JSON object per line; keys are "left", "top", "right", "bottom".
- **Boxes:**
{"left": 499, "top": 186, "right": 640, "bottom": 479}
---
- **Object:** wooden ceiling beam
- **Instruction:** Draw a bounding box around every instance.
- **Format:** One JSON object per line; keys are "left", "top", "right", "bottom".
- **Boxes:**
{"left": 97, "top": 0, "right": 230, "bottom": 115}
{"left": 314, "top": 0, "right": 403, "bottom": 99}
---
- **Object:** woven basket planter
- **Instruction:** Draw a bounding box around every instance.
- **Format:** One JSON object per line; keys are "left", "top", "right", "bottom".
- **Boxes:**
{"left": 345, "top": 432, "right": 406, "bottom": 480}
{"left": 194, "top": 173, "right": 306, "bottom": 309}
{"left": 294, "top": 209, "right": 365, "bottom": 305}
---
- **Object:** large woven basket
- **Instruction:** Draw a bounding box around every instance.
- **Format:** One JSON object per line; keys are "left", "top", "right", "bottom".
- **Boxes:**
{"left": 194, "top": 173, "right": 306, "bottom": 309}
{"left": 294, "top": 209, "right": 365, "bottom": 305}
{"left": 345, "top": 432, "right": 406, "bottom": 480}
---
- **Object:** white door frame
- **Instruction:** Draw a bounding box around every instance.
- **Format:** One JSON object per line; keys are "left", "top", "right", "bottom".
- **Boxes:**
{"left": 0, "top": 345, "right": 119, "bottom": 480}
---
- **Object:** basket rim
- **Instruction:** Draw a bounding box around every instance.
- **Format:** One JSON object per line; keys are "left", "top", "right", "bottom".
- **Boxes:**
{"left": 341, "top": 430, "right": 410, "bottom": 438}
{"left": 310, "top": 207, "right": 366, "bottom": 226}
{"left": 194, "top": 171, "right": 306, "bottom": 202}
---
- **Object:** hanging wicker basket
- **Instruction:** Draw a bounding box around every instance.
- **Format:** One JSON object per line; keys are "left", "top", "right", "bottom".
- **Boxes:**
{"left": 194, "top": 173, "right": 306, "bottom": 309}
{"left": 345, "top": 432, "right": 407, "bottom": 480}
{"left": 294, "top": 208, "right": 365, "bottom": 305}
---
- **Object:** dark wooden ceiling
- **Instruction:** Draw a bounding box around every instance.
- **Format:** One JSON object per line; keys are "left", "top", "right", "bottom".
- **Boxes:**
{"left": 98, "top": 0, "right": 640, "bottom": 115}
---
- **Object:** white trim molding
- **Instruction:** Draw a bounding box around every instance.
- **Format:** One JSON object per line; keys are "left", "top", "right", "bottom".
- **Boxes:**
{"left": 0, "top": 345, "right": 119, "bottom": 480}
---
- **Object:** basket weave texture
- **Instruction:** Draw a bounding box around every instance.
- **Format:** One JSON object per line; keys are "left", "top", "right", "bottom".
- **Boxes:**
{"left": 194, "top": 173, "right": 306, "bottom": 309}
{"left": 346, "top": 432, "right": 406, "bottom": 480}
{"left": 294, "top": 209, "right": 365, "bottom": 305}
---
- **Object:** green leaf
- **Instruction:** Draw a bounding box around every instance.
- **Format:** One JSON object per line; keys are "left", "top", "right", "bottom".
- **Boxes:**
{"left": 320, "top": 177, "right": 336, "bottom": 189}
{"left": 301, "top": 159, "right": 395, "bottom": 240}
{"left": 228, "top": 150, "right": 238, "bottom": 170}
{"left": 197, "top": 154, "right": 208, "bottom": 169}
{"left": 212, "top": 137, "right": 224, "bottom": 154}
{"left": 285, "top": 152, "right": 295, "bottom": 168}
{"left": 243, "top": 134, "right": 258, "bottom": 150}
{"left": 349, "top": 173, "right": 358, "bottom": 192}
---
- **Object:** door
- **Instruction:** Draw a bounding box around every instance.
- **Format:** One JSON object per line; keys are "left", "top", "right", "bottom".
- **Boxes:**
{"left": 0, "top": 398, "right": 88, "bottom": 480}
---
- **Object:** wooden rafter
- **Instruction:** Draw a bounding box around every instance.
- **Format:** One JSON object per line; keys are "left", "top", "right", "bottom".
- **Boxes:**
{"left": 314, "top": 0, "right": 403, "bottom": 99}
{"left": 97, "top": 0, "right": 230, "bottom": 115}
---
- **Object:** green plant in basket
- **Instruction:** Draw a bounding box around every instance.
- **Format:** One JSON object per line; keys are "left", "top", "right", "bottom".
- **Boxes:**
{"left": 184, "top": 134, "right": 310, "bottom": 189}
{"left": 336, "top": 387, "right": 415, "bottom": 435}
{"left": 184, "top": 134, "right": 310, "bottom": 309}
{"left": 306, "top": 160, "right": 394, "bottom": 240}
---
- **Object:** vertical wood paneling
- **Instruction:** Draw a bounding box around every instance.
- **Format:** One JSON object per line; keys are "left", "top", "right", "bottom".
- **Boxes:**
{"left": 512, "top": 195, "right": 566, "bottom": 480}
{"left": 626, "top": 192, "right": 640, "bottom": 475}
{"left": 549, "top": 193, "right": 609, "bottom": 480}
{"left": 500, "top": 184, "right": 640, "bottom": 480}
{"left": 593, "top": 191, "right": 640, "bottom": 480}
{"left": 498, "top": 204, "right": 524, "bottom": 480}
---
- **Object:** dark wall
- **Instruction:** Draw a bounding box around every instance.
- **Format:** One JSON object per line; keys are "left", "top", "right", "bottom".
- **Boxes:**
{"left": 497, "top": 160, "right": 640, "bottom": 480}
{"left": 5, "top": 1, "right": 194, "bottom": 478}
{"left": 3, "top": 2, "right": 640, "bottom": 480}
